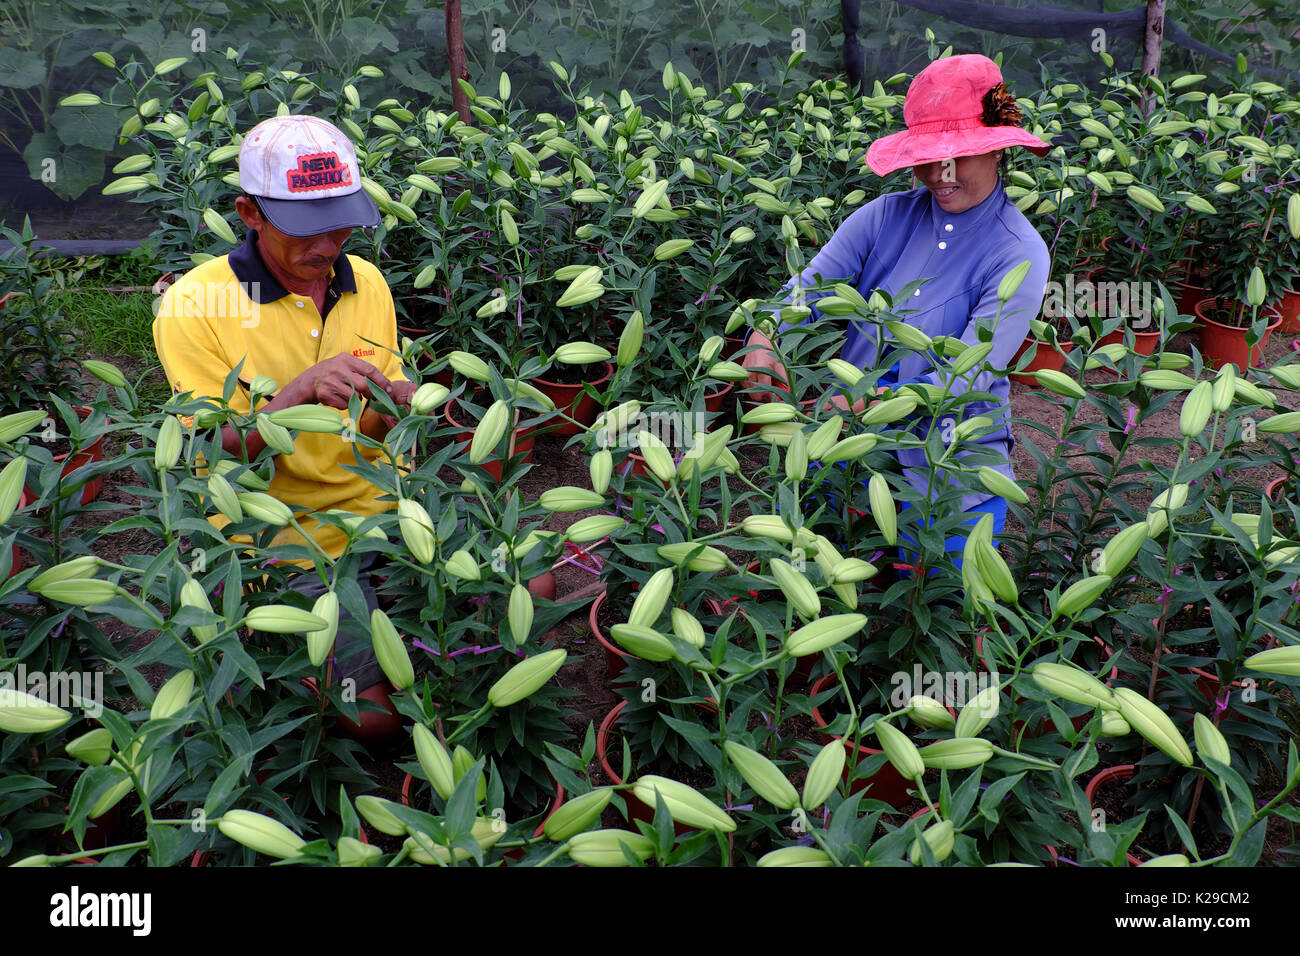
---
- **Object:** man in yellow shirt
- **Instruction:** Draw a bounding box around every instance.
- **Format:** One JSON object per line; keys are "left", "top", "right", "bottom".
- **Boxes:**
{"left": 153, "top": 114, "right": 414, "bottom": 714}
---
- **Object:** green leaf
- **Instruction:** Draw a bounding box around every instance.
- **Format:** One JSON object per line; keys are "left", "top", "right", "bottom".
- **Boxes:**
{"left": 1228, "top": 820, "right": 1267, "bottom": 865}
{"left": 0, "top": 48, "right": 46, "bottom": 89}
{"left": 443, "top": 757, "right": 483, "bottom": 839}
{"left": 1163, "top": 803, "right": 1200, "bottom": 860}
{"left": 978, "top": 771, "right": 1025, "bottom": 823}
{"left": 652, "top": 789, "right": 674, "bottom": 862}
{"left": 202, "top": 759, "right": 249, "bottom": 818}
{"left": 51, "top": 104, "right": 121, "bottom": 151}
{"left": 22, "top": 131, "right": 105, "bottom": 201}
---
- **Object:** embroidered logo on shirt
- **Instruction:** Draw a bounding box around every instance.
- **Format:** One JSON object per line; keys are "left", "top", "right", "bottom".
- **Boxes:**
{"left": 352, "top": 347, "right": 376, "bottom": 357}
{"left": 286, "top": 152, "right": 353, "bottom": 192}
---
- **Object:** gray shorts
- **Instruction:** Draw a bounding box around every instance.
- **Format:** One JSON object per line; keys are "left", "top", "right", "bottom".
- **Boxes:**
{"left": 283, "top": 553, "right": 386, "bottom": 691}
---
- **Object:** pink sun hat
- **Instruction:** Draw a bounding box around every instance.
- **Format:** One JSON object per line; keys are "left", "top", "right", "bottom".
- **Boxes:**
{"left": 865, "top": 54, "right": 1051, "bottom": 177}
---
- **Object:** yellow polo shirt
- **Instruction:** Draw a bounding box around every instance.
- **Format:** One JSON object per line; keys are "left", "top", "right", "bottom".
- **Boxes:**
{"left": 152, "top": 230, "right": 408, "bottom": 561}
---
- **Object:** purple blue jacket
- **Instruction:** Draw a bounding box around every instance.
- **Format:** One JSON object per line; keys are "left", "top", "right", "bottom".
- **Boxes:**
{"left": 772, "top": 181, "right": 1050, "bottom": 511}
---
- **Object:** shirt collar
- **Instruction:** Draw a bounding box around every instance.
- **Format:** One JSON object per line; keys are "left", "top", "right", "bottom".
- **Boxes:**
{"left": 929, "top": 178, "right": 1006, "bottom": 238}
{"left": 227, "top": 229, "right": 356, "bottom": 305}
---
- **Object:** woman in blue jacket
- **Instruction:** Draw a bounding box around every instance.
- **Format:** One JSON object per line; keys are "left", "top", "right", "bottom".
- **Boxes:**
{"left": 744, "top": 53, "right": 1052, "bottom": 563}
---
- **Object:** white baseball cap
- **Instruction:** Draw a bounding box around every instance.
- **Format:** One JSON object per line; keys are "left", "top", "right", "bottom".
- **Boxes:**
{"left": 237, "top": 114, "right": 379, "bottom": 236}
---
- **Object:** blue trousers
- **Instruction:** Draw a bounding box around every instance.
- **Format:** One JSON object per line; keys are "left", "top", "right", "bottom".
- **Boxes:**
{"left": 796, "top": 464, "right": 1007, "bottom": 571}
{"left": 896, "top": 494, "right": 1007, "bottom": 572}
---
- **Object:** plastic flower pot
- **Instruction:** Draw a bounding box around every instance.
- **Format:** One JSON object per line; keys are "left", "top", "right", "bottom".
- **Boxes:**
{"left": 1158, "top": 642, "right": 1273, "bottom": 724}
{"left": 1194, "top": 298, "right": 1282, "bottom": 370}
{"left": 1278, "top": 289, "right": 1300, "bottom": 335}
{"left": 335, "top": 680, "right": 404, "bottom": 744}
{"left": 527, "top": 570, "right": 557, "bottom": 601}
{"left": 589, "top": 589, "right": 635, "bottom": 682}
{"left": 532, "top": 361, "right": 614, "bottom": 436}
{"left": 68, "top": 803, "right": 121, "bottom": 865}
{"left": 809, "top": 675, "right": 911, "bottom": 809}
{"left": 302, "top": 676, "right": 404, "bottom": 745}
{"left": 1010, "top": 336, "right": 1075, "bottom": 386}
{"left": 442, "top": 398, "right": 535, "bottom": 482}
{"left": 401, "top": 770, "right": 564, "bottom": 858}
{"left": 720, "top": 333, "right": 749, "bottom": 361}
{"left": 1097, "top": 326, "right": 1161, "bottom": 357}
{"left": 703, "top": 381, "right": 734, "bottom": 415}
{"left": 1173, "top": 279, "right": 1209, "bottom": 318}
{"left": 595, "top": 698, "right": 714, "bottom": 835}
{"left": 1080, "top": 764, "right": 1144, "bottom": 866}
{"left": 23, "top": 405, "right": 107, "bottom": 508}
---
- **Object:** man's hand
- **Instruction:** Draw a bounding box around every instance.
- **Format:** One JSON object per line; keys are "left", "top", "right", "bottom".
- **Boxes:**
{"left": 385, "top": 379, "right": 417, "bottom": 408}
{"left": 741, "top": 328, "right": 790, "bottom": 404}
{"left": 295, "top": 354, "right": 396, "bottom": 409}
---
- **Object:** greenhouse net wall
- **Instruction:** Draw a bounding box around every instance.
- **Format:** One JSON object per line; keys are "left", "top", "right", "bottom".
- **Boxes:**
{"left": 2, "top": 0, "right": 1298, "bottom": 241}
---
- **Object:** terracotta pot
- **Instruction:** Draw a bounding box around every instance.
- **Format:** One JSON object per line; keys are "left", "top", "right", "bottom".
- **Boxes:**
{"left": 24, "top": 405, "right": 107, "bottom": 507}
{"left": 442, "top": 398, "right": 535, "bottom": 482}
{"left": 595, "top": 699, "right": 714, "bottom": 835}
{"left": 589, "top": 589, "right": 634, "bottom": 681}
{"left": 302, "top": 676, "right": 404, "bottom": 745}
{"left": 532, "top": 361, "right": 614, "bottom": 437}
{"left": 527, "top": 571, "right": 557, "bottom": 602}
{"left": 1158, "top": 642, "right": 1274, "bottom": 723}
{"left": 401, "top": 771, "right": 564, "bottom": 844}
{"left": 809, "top": 675, "right": 910, "bottom": 809}
{"left": 1278, "top": 289, "right": 1300, "bottom": 335}
{"left": 1097, "top": 326, "right": 1161, "bottom": 357}
{"left": 1173, "top": 280, "right": 1209, "bottom": 318}
{"left": 720, "top": 334, "right": 748, "bottom": 361}
{"left": 1081, "top": 764, "right": 1144, "bottom": 866}
{"left": 1010, "top": 336, "right": 1075, "bottom": 386}
{"left": 1194, "top": 298, "right": 1282, "bottom": 370}
{"left": 335, "top": 680, "right": 404, "bottom": 744}
{"left": 68, "top": 803, "right": 121, "bottom": 865}
{"left": 703, "top": 381, "right": 733, "bottom": 416}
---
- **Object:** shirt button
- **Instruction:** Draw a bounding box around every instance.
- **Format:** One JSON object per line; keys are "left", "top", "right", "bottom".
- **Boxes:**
{"left": 310, "top": 329, "right": 319, "bottom": 338}
{"left": 944, "top": 224, "right": 953, "bottom": 232}
{"left": 938, "top": 241, "right": 947, "bottom": 250}
{"left": 295, "top": 300, "right": 305, "bottom": 308}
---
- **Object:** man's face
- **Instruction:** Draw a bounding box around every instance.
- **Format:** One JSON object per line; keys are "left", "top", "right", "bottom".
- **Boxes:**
{"left": 912, "top": 152, "right": 1002, "bottom": 214}
{"left": 234, "top": 196, "right": 352, "bottom": 283}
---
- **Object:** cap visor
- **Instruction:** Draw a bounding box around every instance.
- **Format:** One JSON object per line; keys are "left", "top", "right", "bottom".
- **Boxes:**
{"left": 255, "top": 189, "right": 380, "bottom": 237}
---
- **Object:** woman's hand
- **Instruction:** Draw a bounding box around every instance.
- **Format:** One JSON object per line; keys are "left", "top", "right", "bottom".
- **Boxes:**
{"left": 820, "top": 385, "right": 891, "bottom": 414}
{"left": 741, "top": 328, "right": 790, "bottom": 403}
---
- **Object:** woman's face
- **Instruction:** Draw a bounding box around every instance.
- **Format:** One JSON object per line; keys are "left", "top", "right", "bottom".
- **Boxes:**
{"left": 912, "top": 151, "right": 1003, "bottom": 214}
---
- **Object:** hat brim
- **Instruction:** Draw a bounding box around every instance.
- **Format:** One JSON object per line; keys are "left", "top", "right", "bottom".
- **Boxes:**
{"left": 253, "top": 189, "right": 380, "bottom": 237}
{"left": 865, "top": 127, "right": 1051, "bottom": 177}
